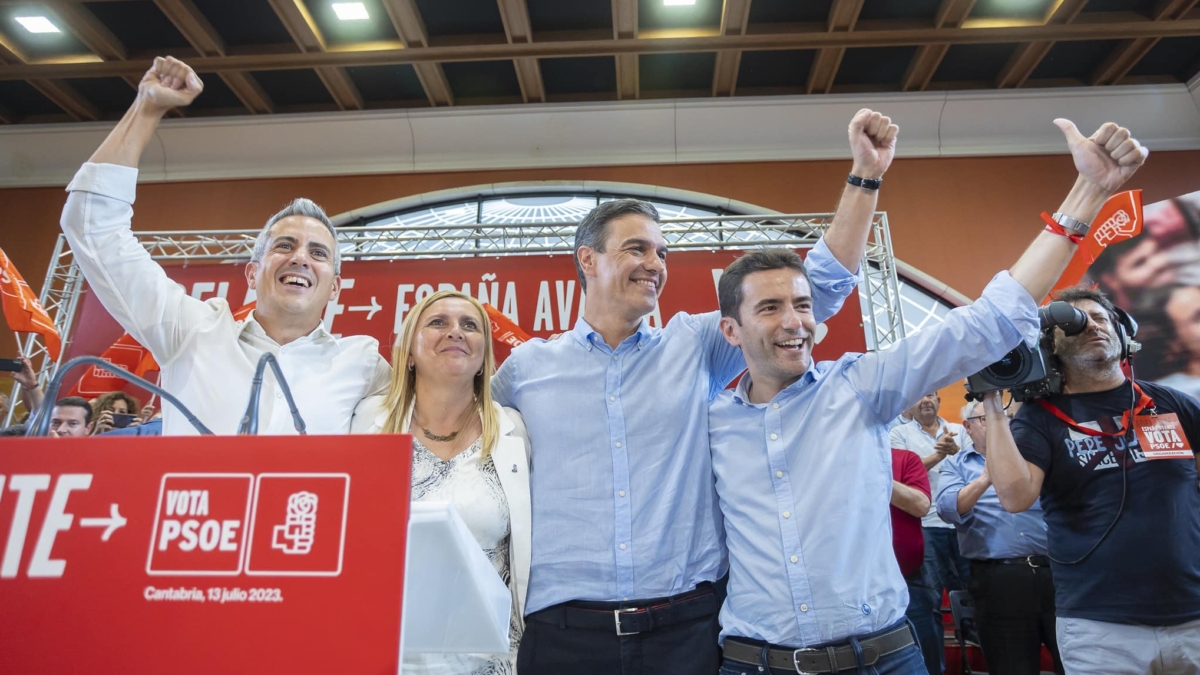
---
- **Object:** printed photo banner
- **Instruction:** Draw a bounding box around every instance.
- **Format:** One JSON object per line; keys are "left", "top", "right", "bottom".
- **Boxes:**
{"left": 65, "top": 251, "right": 868, "bottom": 397}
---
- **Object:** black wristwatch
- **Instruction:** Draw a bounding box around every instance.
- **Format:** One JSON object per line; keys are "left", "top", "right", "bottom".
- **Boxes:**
{"left": 847, "top": 173, "right": 882, "bottom": 190}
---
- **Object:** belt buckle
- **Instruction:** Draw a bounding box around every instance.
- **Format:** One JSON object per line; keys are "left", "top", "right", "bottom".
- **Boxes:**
{"left": 614, "top": 608, "right": 641, "bottom": 636}
{"left": 1027, "top": 555, "right": 1037, "bottom": 568}
{"left": 792, "top": 647, "right": 821, "bottom": 675}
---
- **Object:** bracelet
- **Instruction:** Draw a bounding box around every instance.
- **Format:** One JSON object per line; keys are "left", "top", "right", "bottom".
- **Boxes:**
{"left": 847, "top": 173, "right": 882, "bottom": 191}
{"left": 1040, "top": 211, "right": 1085, "bottom": 244}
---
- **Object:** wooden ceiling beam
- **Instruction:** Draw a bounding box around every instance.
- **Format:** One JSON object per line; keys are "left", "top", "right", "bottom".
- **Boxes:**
{"left": 1091, "top": 0, "right": 1199, "bottom": 85}
{"left": 808, "top": 0, "right": 864, "bottom": 94}
{"left": 901, "top": 0, "right": 976, "bottom": 92}
{"left": 44, "top": 1, "right": 125, "bottom": 60}
{"left": 264, "top": 0, "right": 362, "bottom": 110}
{"left": 153, "top": 0, "right": 224, "bottom": 57}
{"left": 4, "top": 16, "right": 1200, "bottom": 80}
{"left": 712, "top": 0, "right": 753, "bottom": 97}
{"left": 996, "top": 0, "right": 1091, "bottom": 88}
{"left": 380, "top": 0, "right": 453, "bottom": 105}
{"left": 497, "top": 0, "right": 544, "bottom": 103}
{"left": 613, "top": 0, "right": 639, "bottom": 99}
{"left": 219, "top": 71, "right": 274, "bottom": 114}
{"left": 28, "top": 78, "right": 99, "bottom": 120}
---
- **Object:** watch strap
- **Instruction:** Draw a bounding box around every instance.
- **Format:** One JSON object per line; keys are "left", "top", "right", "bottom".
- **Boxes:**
{"left": 847, "top": 173, "right": 882, "bottom": 190}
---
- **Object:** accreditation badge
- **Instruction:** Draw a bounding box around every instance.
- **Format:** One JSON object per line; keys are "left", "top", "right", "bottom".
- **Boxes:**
{"left": 1133, "top": 413, "right": 1195, "bottom": 459}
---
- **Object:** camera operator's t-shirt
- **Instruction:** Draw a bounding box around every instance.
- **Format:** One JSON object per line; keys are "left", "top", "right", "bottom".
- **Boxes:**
{"left": 1011, "top": 380, "right": 1200, "bottom": 626}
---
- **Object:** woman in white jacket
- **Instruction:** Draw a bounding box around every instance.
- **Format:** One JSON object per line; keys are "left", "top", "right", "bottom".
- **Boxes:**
{"left": 353, "top": 290, "right": 531, "bottom": 674}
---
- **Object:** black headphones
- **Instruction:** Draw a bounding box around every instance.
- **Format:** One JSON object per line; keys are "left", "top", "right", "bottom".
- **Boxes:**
{"left": 1109, "top": 304, "right": 1140, "bottom": 363}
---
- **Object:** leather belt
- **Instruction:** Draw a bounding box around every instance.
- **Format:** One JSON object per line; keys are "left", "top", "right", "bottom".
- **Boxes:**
{"left": 525, "top": 585, "right": 718, "bottom": 636}
{"left": 977, "top": 555, "right": 1050, "bottom": 568}
{"left": 723, "top": 623, "right": 915, "bottom": 674}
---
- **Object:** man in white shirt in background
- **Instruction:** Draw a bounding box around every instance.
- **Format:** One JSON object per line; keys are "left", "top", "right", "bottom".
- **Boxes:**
{"left": 59, "top": 56, "right": 389, "bottom": 435}
{"left": 889, "top": 390, "right": 968, "bottom": 674}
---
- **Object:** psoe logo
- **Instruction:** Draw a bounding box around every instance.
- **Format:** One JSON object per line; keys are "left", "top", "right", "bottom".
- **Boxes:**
{"left": 146, "top": 474, "right": 254, "bottom": 576}
{"left": 1095, "top": 207, "right": 1138, "bottom": 246}
{"left": 246, "top": 474, "right": 349, "bottom": 577}
{"left": 272, "top": 491, "right": 318, "bottom": 555}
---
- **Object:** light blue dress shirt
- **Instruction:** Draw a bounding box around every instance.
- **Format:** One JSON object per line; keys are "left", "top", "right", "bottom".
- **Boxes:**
{"left": 493, "top": 238, "right": 857, "bottom": 614}
{"left": 708, "top": 271, "right": 1039, "bottom": 648}
{"left": 935, "top": 442, "right": 1049, "bottom": 560}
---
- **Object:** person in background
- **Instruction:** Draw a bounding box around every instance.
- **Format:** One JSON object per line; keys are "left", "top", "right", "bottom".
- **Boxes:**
{"left": 353, "top": 290, "right": 531, "bottom": 673}
{"left": 91, "top": 390, "right": 141, "bottom": 435}
{"left": 2, "top": 356, "right": 45, "bottom": 425}
{"left": 890, "top": 447, "right": 940, "bottom": 675}
{"left": 48, "top": 397, "right": 94, "bottom": 438}
{"left": 1131, "top": 283, "right": 1200, "bottom": 400}
{"left": 937, "top": 399, "right": 1062, "bottom": 675}
{"left": 890, "top": 390, "right": 971, "bottom": 673}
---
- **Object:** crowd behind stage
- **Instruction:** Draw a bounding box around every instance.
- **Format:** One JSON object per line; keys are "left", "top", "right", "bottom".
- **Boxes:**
{"left": 3, "top": 56, "right": 1198, "bottom": 675}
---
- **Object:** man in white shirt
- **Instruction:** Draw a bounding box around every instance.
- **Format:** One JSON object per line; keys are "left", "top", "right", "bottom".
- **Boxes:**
{"left": 59, "top": 57, "right": 389, "bottom": 435}
{"left": 889, "top": 391, "right": 968, "bottom": 674}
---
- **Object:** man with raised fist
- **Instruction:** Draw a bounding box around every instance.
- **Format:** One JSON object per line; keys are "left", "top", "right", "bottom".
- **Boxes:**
{"left": 59, "top": 57, "right": 389, "bottom": 435}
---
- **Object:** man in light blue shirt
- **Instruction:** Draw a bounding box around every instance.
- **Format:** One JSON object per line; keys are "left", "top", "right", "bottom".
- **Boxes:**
{"left": 496, "top": 109, "right": 901, "bottom": 675}
{"left": 937, "top": 398, "right": 1062, "bottom": 674}
{"left": 709, "top": 118, "right": 1147, "bottom": 675}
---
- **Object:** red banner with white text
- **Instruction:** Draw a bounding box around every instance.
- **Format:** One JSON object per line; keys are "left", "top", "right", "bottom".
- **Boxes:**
{"left": 0, "top": 433, "right": 411, "bottom": 674}
{"left": 64, "top": 252, "right": 867, "bottom": 397}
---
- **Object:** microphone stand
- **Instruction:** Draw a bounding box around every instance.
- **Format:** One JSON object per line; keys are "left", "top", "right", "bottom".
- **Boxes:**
{"left": 27, "top": 356, "right": 214, "bottom": 437}
{"left": 238, "top": 352, "right": 308, "bottom": 436}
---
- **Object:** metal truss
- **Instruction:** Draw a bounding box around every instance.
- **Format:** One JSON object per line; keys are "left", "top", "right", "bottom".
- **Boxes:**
{"left": 16, "top": 213, "right": 904, "bottom": 406}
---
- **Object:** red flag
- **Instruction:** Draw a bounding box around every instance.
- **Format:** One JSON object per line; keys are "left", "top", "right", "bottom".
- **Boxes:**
{"left": 484, "top": 304, "right": 530, "bottom": 364}
{"left": 68, "top": 332, "right": 159, "bottom": 398}
{"left": 0, "top": 247, "right": 61, "bottom": 359}
{"left": 232, "top": 300, "right": 256, "bottom": 321}
{"left": 1048, "top": 190, "right": 1143, "bottom": 301}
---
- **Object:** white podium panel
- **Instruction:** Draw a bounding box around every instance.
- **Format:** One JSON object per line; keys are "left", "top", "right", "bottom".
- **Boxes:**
{"left": 400, "top": 501, "right": 511, "bottom": 656}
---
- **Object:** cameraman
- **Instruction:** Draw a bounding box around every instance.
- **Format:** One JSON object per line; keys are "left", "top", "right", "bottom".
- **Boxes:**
{"left": 986, "top": 288, "right": 1200, "bottom": 674}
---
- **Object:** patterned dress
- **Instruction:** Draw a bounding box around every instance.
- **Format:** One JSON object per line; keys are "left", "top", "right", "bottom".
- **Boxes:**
{"left": 403, "top": 435, "right": 520, "bottom": 674}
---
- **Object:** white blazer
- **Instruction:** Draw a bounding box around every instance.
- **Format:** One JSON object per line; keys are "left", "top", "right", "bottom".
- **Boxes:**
{"left": 351, "top": 397, "right": 533, "bottom": 630}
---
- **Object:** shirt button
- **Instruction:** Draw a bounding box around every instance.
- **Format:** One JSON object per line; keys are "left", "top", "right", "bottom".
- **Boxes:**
{"left": 776, "top": 471, "right": 784, "bottom": 478}
{"left": 773, "top": 403, "right": 779, "bottom": 409}
{"left": 610, "top": 396, "right": 616, "bottom": 402}
{"left": 620, "top": 543, "right": 627, "bottom": 550}
{"left": 783, "top": 511, "right": 791, "bottom": 519}
{"left": 619, "top": 491, "right": 626, "bottom": 497}
{"left": 790, "top": 556, "right": 799, "bottom": 563}
{"left": 276, "top": 392, "right": 283, "bottom": 399}
{"left": 616, "top": 442, "right": 622, "bottom": 448}
{"left": 613, "top": 355, "right": 619, "bottom": 361}
{"left": 800, "top": 604, "right": 809, "bottom": 612}
{"left": 770, "top": 433, "right": 778, "bottom": 440}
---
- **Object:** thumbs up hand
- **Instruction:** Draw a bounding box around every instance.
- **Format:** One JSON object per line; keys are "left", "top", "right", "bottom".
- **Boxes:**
{"left": 1054, "top": 119, "right": 1148, "bottom": 195}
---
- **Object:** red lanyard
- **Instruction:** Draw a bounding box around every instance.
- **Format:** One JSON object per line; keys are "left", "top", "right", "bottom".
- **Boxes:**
{"left": 1035, "top": 383, "right": 1155, "bottom": 437}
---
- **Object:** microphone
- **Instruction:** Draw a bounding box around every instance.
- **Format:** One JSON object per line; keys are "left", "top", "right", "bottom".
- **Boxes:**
{"left": 27, "top": 356, "right": 214, "bottom": 437}
{"left": 238, "top": 352, "right": 308, "bottom": 436}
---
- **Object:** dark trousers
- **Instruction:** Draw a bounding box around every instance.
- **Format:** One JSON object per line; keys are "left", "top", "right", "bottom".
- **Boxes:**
{"left": 968, "top": 560, "right": 1064, "bottom": 675}
{"left": 517, "top": 601, "right": 720, "bottom": 675}
{"left": 923, "top": 527, "right": 971, "bottom": 674}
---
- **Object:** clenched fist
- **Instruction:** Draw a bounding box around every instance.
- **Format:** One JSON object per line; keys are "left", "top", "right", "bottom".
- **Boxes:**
{"left": 848, "top": 108, "right": 899, "bottom": 180}
{"left": 139, "top": 56, "right": 203, "bottom": 113}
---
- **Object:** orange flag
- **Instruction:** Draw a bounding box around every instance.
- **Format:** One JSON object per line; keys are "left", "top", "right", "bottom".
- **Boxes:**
{"left": 68, "top": 332, "right": 159, "bottom": 398}
{"left": 232, "top": 300, "right": 256, "bottom": 321}
{"left": 0, "top": 247, "right": 61, "bottom": 359}
{"left": 1047, "top": 190, "right": 1143, "bottom": 302}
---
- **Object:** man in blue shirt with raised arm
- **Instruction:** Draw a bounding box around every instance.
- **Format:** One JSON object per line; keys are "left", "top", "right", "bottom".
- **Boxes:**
{"left": 709, "top": 118, "right": 1147, "bottom": 675}
{"left": 495, "top": 109, "right": 900, "bottom": 675}
{"left": 937, "top": 398, "right": 1062, "bottom": 675}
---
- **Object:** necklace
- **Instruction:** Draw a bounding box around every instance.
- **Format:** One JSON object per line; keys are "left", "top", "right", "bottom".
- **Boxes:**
{"left": 414, "top": 405, "right": 474, "bottom": 443}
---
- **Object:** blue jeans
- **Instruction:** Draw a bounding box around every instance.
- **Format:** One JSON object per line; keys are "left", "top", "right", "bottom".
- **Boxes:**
{"left": 904, "top": 565, "right": 942, "bottom": 675}
{"left": 920, "top": 527, "right": 971, "bottom": 674}
{"left": 718, "top": 620, "right": 928, "bottom": 675}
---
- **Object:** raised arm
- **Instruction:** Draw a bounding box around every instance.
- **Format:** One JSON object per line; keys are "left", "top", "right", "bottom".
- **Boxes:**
{"left": 1008, "top": 120, "right": 1148, "bottom": 303}
{"left": 891, "top": 480, "right": 931, "bottom": 518}
{"left": 980, "top": 392, "right": 1045, "bottom": 513}
{"left": 89, "top": 57, "right": 202, "bottom": 167}
{"left": 822, "top": 109, "right": 898, "bottom": 272}
{"left": 61, "top": 58, "right": 215, "bottom": 361}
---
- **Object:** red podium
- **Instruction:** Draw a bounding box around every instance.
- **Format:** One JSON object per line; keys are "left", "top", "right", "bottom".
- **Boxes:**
{"left": 0, "top": 434, "right": 412, "bottom": 674}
